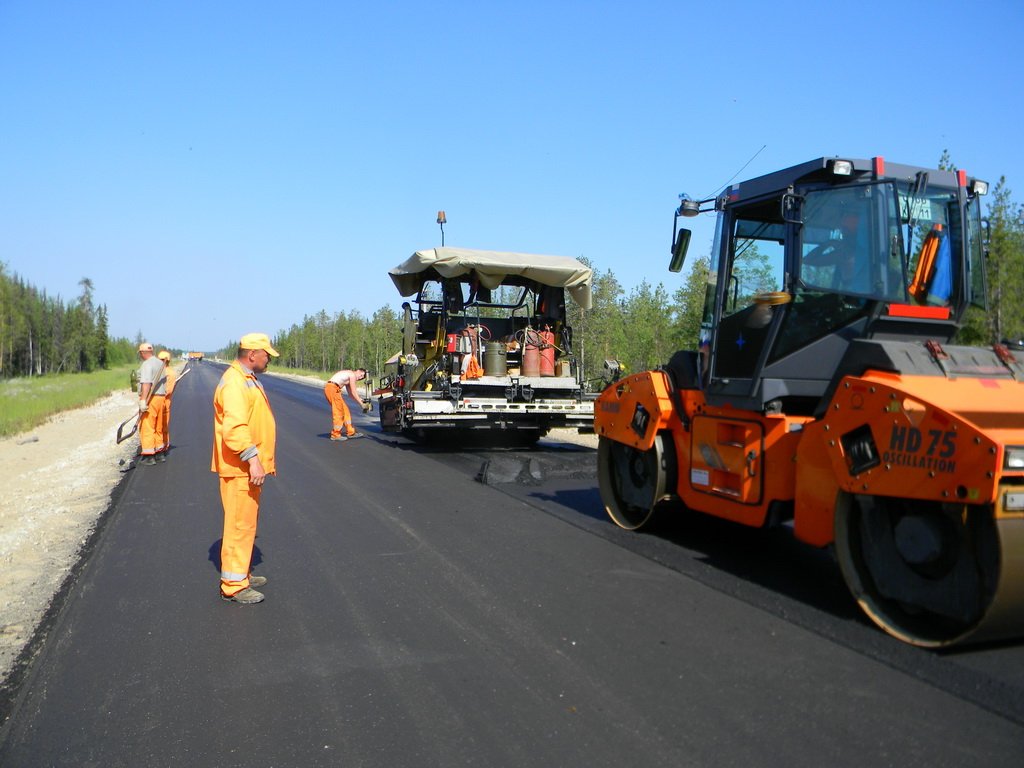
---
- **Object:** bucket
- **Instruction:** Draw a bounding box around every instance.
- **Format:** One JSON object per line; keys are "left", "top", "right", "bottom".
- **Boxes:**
{"left": 483, "top": 342, "right": 507, "bottom": 377}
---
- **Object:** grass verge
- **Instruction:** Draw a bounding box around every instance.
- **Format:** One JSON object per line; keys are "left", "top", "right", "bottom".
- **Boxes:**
{"left": 0, "top": 366, "right": 134, "bottom": 438}
{"left": 269, "top": 364, "right": 330, "bottom": 380}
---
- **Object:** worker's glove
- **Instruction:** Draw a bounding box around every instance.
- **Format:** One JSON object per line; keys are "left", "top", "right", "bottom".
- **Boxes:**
{"left": 139, "top": 402, "right": 149, "bottom": 413}
{"left": 361, "top": 400, "right": 372, "bottom": 413}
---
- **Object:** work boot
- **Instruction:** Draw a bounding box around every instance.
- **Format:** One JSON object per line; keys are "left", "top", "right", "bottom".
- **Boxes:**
{"left": 140, "top": 456, "right": 156, "bottom": 466}
{"left": 221, "top": 587, "right": 264, "bottom": 604}
{"left": 248, "top": 575, "right": 268, "bottom": 588}
{"left": 347, "top": 433, "right": 364, "bottom": 439}
{"left": 330, "top": 435, "right": 348, "bottom": 441}
{"left": 155, "top": 453, "right": 166, "bottom": 463}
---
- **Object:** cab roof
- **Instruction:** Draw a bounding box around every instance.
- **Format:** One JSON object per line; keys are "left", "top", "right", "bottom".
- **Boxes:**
{"left": 725, "top": 157, "right": 963, "bottom": 206}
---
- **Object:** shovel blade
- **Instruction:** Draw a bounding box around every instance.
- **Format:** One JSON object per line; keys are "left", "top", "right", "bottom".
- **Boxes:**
{"left": 116, "top": 414, "right": 140, "bottom": 444}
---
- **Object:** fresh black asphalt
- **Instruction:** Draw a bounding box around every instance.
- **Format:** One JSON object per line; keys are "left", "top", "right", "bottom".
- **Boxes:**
{"left": 1, "top": 362, "right": 1022, "bottom": 767}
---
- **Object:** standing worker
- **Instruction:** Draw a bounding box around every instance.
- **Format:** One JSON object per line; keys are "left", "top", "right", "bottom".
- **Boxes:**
{"left": 324, "top": 367, "right": 369, "bottom": 441}
{"left": 157, "top": 350, "right": 177, "bottom": 451}
{"left": 212, "top": 333, "right": 278, "bottom": 605}
{"left": 137, "top": 342, "right": 168, "bottom": 465}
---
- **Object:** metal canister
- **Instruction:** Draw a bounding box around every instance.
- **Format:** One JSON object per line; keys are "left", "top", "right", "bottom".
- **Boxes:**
{"left": 483, "top": 342, "right": 507, "bottom": 377}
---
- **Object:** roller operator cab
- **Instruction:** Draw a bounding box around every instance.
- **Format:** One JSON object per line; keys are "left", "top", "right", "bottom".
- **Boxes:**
{"left": 376, "top": 248, "right": 596, "bottom": 446}
{"left": 595, "top": 157, "right": 1024, "bottom": 647}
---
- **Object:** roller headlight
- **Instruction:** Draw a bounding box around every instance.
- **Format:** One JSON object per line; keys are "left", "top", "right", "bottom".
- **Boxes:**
{"left": 1005, "top": 446, "right": 1024, "bottom": 471}
{"left": 829, "top": 159, "right": 853, "bottom": 176}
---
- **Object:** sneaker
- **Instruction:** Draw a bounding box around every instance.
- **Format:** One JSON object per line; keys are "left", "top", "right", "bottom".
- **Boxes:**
{"left": 221, "top": 587, "right": 264, "bottom": 604}
{"left": 140, "top": 456, "right": 157, "bottom": 466}
{"left": 155, "top": 453, "right": 166, "bottom": 463}
{"left": 330, "top": 435, "right": 348, "bottom": 442}
{"left": 347, "top": 433, "right": 364, "bottom": 439}
{"left": 249, "top": 575, "right": 267, "bottom": 588}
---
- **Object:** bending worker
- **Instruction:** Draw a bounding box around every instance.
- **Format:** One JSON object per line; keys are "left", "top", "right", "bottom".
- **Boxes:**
{"left": 212, "top": 333, "right": 278, "bottom": 605}
{"left": 324, "top": 367, "right": 369, "bottom": 441}
{"left": 158, "top": 350, "right": 177, "bottom": 451}
{"left": 136, "top": 342, "right": 168, "bottom": 465}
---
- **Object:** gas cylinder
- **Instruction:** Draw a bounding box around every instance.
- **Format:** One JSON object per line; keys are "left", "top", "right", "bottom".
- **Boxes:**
{"left": 522, "top": 328, "right": 541, "bottom": 377}
{"left": 539, "top": 327, "right": 555, "bottom": 377}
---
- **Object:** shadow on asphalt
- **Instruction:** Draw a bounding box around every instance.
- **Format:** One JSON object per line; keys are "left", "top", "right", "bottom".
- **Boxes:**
{"left": 207, "top": 539, "right": 263, "bottom": 575}
{"left": 529, "top": 485, "right": 858, "bottom": 623}
{"left": 383, "top": 434, "right": 860, "bottom": 624}
{"left": 646, "top": 506, "right": 857, "bottom": 620}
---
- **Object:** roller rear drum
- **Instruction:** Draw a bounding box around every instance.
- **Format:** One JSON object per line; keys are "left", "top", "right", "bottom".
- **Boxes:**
{"left": 835, "top": 493, "right": 1024, "bottom": 647}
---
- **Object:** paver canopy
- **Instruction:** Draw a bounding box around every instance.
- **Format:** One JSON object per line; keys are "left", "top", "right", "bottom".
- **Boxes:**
{"left": 388, "top": 247, "right": 593, "bottom": 310}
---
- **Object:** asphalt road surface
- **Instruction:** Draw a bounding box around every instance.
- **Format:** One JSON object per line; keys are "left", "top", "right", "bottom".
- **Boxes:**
{"left": 1, "top": 361, "right": 1023, "bottom": 767}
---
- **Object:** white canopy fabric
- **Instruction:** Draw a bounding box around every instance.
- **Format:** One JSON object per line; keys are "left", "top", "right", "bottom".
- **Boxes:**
{"left": 388, "top": 247, "right": 593, "bottom": 309}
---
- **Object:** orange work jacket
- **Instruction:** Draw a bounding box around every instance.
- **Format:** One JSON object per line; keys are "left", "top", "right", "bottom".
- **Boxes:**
{"left": 211, "top": 360, "right": 277, "bottom": 478}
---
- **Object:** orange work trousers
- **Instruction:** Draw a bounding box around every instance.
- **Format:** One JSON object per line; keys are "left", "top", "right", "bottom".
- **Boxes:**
{"left": 140, "top": 394, "right": 167, "bottom": 455}
{"left": 219, "top": 475, "right": 262, "bottom": 597}
{"left": 324, "top": 382, "right": 354, "bottom": 438}
{"left": 159, "top": 397, "right": 172, "bottom": 448}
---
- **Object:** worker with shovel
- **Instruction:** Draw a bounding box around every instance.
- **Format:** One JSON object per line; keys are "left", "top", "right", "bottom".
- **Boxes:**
{"left": 137, "top": 343, "right": 168, "bottom": 465}
{"left": 324, "top": 367, "right": 369, "bottom": 441}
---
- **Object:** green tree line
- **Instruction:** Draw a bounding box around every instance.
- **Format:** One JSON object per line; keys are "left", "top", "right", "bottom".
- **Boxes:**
{"left": 0, "top": 267, "right": 142, "bottom": 377}
{"left": 214, "top": 305, "right": 403, "bottom": 379}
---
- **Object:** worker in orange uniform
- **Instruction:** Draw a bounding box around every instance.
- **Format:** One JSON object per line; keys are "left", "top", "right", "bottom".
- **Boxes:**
{"left": 136, "top": 342, "right": 169, "bottom": 465}
{"left": 323, "top": 367, "right": 369, "bottom": 441}
{"left": 212, "top": 333, "right": 279, "bottom": 605}
{"left": 157, "top": 350, "right": 177, "bottom": 451}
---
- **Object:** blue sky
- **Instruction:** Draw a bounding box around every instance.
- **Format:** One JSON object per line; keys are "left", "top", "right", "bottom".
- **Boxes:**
{"left": 2, "top": 1, "right": 1022, "bottom": 352}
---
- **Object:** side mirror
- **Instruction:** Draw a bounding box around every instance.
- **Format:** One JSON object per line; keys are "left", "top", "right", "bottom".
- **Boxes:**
{"left": 669, "top": 228, "right": 691, "bottom": 273}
